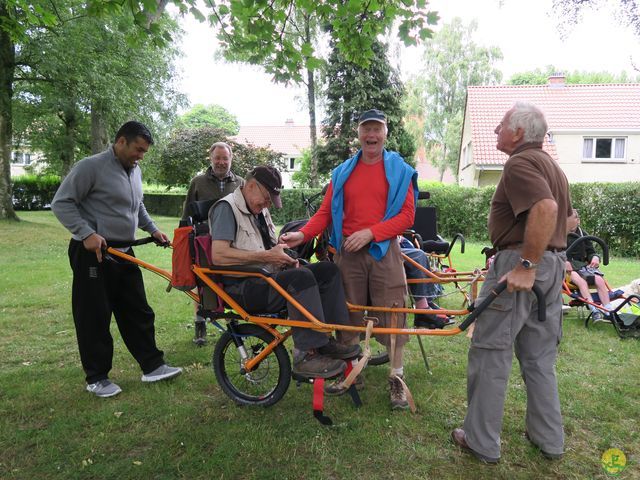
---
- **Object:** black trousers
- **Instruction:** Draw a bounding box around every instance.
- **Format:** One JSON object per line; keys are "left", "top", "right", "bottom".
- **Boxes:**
{"left": 225, "top": 262, "right": 351, "bottom": 351}
{"left": 68, "top": 240, "right": 164, "bottom": 383}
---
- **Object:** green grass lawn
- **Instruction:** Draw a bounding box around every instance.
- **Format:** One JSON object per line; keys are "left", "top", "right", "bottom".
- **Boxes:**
{"left": 1, "top": 211, "right": 639, "bottom": 479}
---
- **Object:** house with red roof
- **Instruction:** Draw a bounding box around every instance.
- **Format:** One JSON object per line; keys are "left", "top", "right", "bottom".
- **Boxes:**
{"left": 233, "top": 120, "right": 314, "bottom": 188}
{"left": 457, "top": 76, "right": 640, "bottom": 187}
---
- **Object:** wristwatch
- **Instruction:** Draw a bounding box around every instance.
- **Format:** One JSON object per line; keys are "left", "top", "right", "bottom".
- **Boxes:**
{"left": 520, "top": 258, "right": 538, "bottom": 270}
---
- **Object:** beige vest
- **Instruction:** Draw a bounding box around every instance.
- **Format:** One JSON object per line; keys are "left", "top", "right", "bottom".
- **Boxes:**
{"left": 220, "top": 188, "right": 278, "bottom": 273}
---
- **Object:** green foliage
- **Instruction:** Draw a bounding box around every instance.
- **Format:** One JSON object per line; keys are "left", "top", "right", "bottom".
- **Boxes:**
{"left": 409, "top": 17, "right": 502, "bottom": 180}
{"left": 421, "top": 181, "right": 640, "bottom": 257}
{"left": 291, "top": 148, "right": 330, "bottom": 188}
{"left": 11, "top": 174, "right": 60, "bottom": 210}
{"left": 141, "top": 192, "right": 185, "bottom": 217}
{"left": 11, "top": 3, "right": 185, "bottom": 176}
{"left": 175, "top": 104, "right": 240, "bottom": 135}
{"left": 317, "top": 40, "right": 416, "bottom": 173}
{"left": 508, "top": 65, "right": 640, "bottom": 85}
{"left": 3, "top": 212, "right": 638, "bottom": 479}
{"left": 569, "top": 182, "right": 640, "bottom": 257}
{"left": 211, "top": 0, "right": 439, "bottom": 82}
{"left": 269, "top": 188, "right": 323, "bottom": 226}
{"left": 145, "top": 126, "right": 285, "bottom": 188}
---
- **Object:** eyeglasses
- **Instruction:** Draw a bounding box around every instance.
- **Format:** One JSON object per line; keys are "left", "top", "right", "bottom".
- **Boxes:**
{"left": 255, "top": 181, "right": 272, "bottom": 206}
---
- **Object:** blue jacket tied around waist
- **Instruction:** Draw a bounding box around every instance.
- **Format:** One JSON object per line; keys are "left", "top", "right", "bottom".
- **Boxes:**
{"left": 330, "top": 149, "right": 418, "bottom": 261}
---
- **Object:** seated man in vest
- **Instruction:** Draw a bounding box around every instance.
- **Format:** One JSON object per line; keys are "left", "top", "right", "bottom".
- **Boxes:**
{"left": 208, "top": 166, "right": 360, "bottom": 378}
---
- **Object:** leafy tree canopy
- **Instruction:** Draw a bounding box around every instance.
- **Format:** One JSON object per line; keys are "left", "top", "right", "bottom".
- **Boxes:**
{"left": 317, "top": 40, "right": 416, "bottom": 174}
{"left": 508, "top": 65, "right": 639, "bottom": 84}
{"left": 145, "top": 126, "right": 284, "bottom": 188}
{"left": 212, "top": 0, "right": 439, "bottom": 83}
{"left": 407, "top": 18, "right": 502, "bottom": 180}
{"left": 175, "top": 104, "right": 240, "bottom": 135}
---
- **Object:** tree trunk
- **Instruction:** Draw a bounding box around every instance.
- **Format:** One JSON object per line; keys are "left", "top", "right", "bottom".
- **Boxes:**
{"left": 304, "top": 17, "right": 319, "bottom": 188}
{"left": 306, "top": 67, "right": 319, "bottom": 188}
{"left": 439, "top": 144, "right": 447, "bottom": 182}
{"left": 59, "top": 102, "right": 79, "bottom": 176}
{"left": 0, "top": 1, "right": 19, "bottom": 221}
{"left": 90, "top": 101, "right": 108, "bottom": 154}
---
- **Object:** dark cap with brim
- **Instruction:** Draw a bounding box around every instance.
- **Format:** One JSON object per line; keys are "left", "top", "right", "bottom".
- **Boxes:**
{"left": 251, "top": 165, "right": 283, "bottom": 208}
{"left": 358, "top": 109, "right": 387, "bottom": 126}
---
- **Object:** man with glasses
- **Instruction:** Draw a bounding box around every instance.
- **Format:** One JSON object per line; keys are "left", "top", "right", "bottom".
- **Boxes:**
{"left": 208, "top": 166, "right": 361, "bottom": 378}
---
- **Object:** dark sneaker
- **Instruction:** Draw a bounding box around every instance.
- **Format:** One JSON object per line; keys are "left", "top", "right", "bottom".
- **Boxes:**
{"left": 86, "top": 379, "right": 122, "bottom": 398}
{"left": 414, "top": 313, "right": 447, "bottom": 329}
{"left": 141, "top": 364, "right": 183, "bottom": 383}
{"left": 193, "top": 320, "right": 207, "bottom": 346}
{"left": 318, "top": 338, "right": 361, "bottom": 359}
{"left": 324, "top": 374, "right": 364, "bottom": 396}
{"left": 293, "top": 351, "right": 346, "bottom": 379}
{"left": 389, "top": 375, "right": 409, "bottom": 410}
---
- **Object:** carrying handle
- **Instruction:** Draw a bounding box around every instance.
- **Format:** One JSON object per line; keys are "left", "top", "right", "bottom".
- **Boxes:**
{"left": 565, "top": 235, "right": 609, "bottom": 266}
{"left": 458, "top": 281, "right": 546, "bottom": 331}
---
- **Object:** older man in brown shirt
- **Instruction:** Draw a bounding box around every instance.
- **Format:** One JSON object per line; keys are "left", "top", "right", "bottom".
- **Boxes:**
{"left": 451, "top": 102, "right": 572, "bottom": 463}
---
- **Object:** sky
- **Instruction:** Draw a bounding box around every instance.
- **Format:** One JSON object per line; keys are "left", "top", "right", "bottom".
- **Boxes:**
{"left": 175, "top": 0, "right": 640, "bottom": 126}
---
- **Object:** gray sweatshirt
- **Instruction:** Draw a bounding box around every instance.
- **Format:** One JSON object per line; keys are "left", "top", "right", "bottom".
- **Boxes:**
{"left": 51, "top": 146, "right": 158, "bottom": 241}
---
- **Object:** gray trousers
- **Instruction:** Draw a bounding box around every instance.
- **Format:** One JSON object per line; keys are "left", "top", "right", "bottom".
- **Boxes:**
{"left": 463, "top": 249, "right": 565, "bottom": 459}
{"left": 224, "top": 261, "right": 350, "bottom": 351}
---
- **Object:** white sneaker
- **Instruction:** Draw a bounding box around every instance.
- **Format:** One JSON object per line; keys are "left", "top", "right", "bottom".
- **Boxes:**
{"left": 141, "top": 364, "right": 183, "bottom": 383}
{"left": 561, "top": 305, "right": 571, "bottom": 315}
{"left": 86, "top": 379, "right": 122, "bottom": 398}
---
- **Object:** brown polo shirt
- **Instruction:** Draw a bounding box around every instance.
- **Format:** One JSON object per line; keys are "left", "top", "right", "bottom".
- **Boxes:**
{"left": 488, "top": 142, "right": 572, "bottom": 250}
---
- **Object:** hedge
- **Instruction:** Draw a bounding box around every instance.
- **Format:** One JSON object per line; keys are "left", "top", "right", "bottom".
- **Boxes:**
{"left": 11, "top": 175, "right": 61, "bottom": 210}
{"left": 424, "top": 182, "right": 640, "bottom": 258}
{"left": 12, "top": 176, "right": 639, "bottom": 257}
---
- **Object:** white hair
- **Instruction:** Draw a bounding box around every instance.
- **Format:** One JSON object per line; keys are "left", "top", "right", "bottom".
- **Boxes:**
{"left": 508, "top": 102, "right": 548, "bottom": 143}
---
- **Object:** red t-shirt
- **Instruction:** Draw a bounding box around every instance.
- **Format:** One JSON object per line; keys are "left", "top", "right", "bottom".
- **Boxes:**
{"left": 300, "top": 160, "right": 415, "bottom": 242}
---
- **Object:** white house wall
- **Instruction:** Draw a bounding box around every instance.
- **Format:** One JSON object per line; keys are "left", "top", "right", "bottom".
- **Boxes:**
{"left": 553, "top": 133, "right": 640, "bottom": 183}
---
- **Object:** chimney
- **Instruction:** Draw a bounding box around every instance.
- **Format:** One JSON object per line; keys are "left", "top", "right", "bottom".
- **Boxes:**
{"left": 285, "top": 118, "right": 294, "bottom": 126}
{"left": 548, "top": 73, "right": 566, "bottom": 88}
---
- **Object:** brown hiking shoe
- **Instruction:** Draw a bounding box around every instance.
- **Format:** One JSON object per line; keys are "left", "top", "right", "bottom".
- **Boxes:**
{"left": 318, "top": 338, "right": 362, "bottom": 359}
{"left": 324, "top": 373, "right": 365, "bottom": 396}
{"left": 389, "top": 375, "right": 409, "bottom": 410}
{"left": 293, "top": 351, "right": 346, "bottom": 379}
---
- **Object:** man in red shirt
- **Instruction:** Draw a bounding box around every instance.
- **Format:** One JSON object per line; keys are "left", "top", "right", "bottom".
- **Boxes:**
{"left": 281, "top": 109, "right": 418, "bottom": 409}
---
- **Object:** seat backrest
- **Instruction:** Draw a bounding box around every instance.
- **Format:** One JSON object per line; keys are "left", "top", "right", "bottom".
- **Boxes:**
{"left": 189, "top": 199, "right": 216, "bottom": 224}
{"left": 412, "top": 206, "right": 439, "bottom": 242}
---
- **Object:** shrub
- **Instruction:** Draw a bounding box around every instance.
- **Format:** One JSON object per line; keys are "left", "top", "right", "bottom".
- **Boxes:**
{"left": 12, "top": 175, "right": 61, "bottom": 210}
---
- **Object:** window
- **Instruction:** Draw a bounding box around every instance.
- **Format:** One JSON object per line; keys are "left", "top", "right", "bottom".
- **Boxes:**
{"left": 289, "top": 157, "right": 296, "bottom": 170}
{"left": 11, "top": 152, "right": 32, "bottom": 165}
{"left": 461, "top": 143, "right": 472, "bottom": 168}
{"left": 582, "top": 137, "right": 626, "bottom": 161}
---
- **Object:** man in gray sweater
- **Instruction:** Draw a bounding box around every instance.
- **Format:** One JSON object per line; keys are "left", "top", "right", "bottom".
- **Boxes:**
{"left": 52, "top": 121, "right": 182, "bottom": 398}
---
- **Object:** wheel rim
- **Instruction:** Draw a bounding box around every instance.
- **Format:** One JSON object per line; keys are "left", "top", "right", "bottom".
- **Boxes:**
{"left": 220, "top": 334, "right": 282, "bottom": 401}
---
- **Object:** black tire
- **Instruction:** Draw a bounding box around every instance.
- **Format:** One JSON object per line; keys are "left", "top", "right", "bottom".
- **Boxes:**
{"left": 359, "top": 334, "right": 389, "bottom": 366}
{"left": 213, "top": 323, "right": 291, "bottom": 407}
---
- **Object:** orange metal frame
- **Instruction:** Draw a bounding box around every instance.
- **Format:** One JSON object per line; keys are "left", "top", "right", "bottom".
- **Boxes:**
{"left": 106, "top": 246, "right": 477, "bottom": 374}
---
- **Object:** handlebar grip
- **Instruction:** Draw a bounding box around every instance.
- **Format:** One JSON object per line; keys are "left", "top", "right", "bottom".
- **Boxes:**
{"left": 565, "top": 235, "right": 609, "bottom": 266}
{"left": 458, "top": 282, "right": 546, "bottom": 331}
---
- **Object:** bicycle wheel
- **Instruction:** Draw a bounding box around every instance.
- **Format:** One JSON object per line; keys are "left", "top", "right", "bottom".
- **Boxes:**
{"left": 213, "top": 323, "right": 291, "bottom": 407}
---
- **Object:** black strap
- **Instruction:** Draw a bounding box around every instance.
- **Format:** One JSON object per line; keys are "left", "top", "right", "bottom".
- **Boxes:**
{"left": 256, "top": 213, "right": 274, "bottom": 251}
